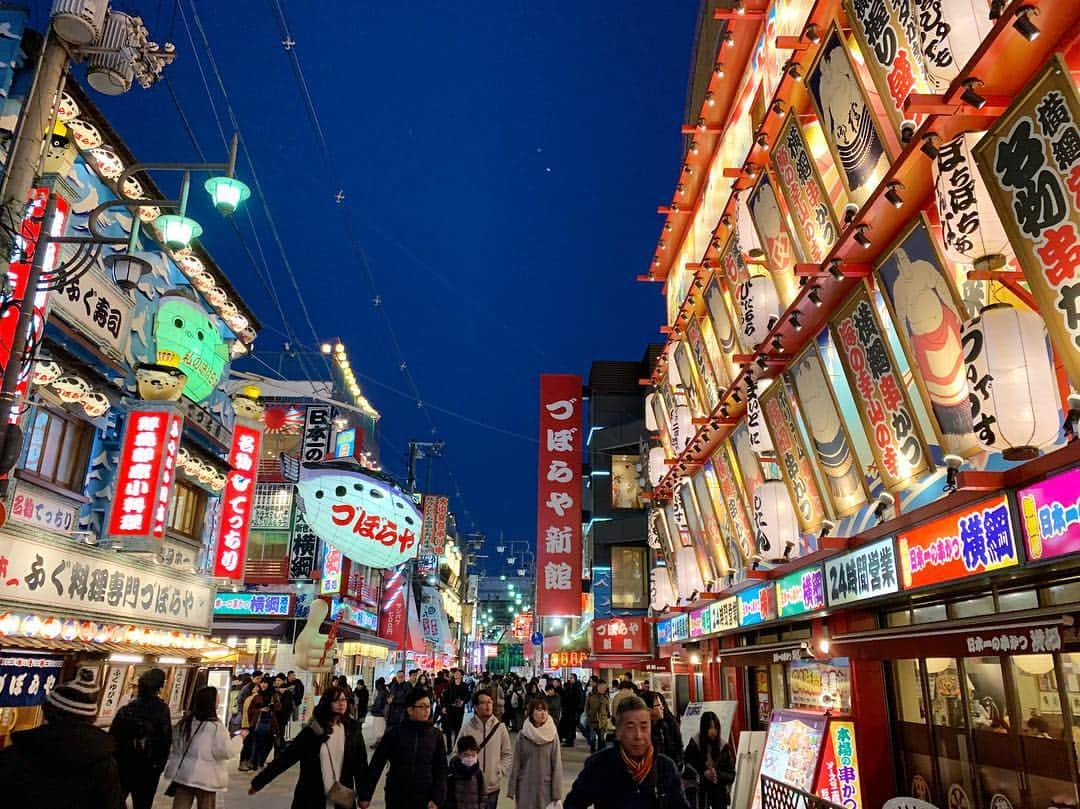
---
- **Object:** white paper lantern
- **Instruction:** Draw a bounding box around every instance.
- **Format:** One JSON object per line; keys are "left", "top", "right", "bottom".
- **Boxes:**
{"left": 916, "top": 0, "right": 997, "bottom": 92}
{"left": 962, "top": 304, "right": 1060, "bottom": 460}
{"left": 746, "top": 381, "right": 774, "bottom": 453}
{"left": 647, "top": 446, "right": 668, "bottom": 487}
{"left": 753, "top": 480, "right": 800, "bottom": 560}
{"left": 675, "top": 543, "right": 706, "bottom": 600}
{"left": 669, "top": 404, "right": 694, "bottom": 454}
{"left": 932, "top": 132, "right": 1012, "bottom": 269}
{"left": 645, "top": 392, "right": 659, "bottom": 431}
{"left": 737, "top": 275, "right": 780, "bottom": 350}
{"left": 737, "top": 194, "right": 764, "bottom": 258}
{"left": 650, "top": 565, "right": 677, "bottom": 612}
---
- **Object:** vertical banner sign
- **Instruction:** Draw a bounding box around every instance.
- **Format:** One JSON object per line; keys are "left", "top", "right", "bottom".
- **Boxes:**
{"left": 705, "top": 457, "right": 755, "bottom": 565}
{"left": 806, "top": 26, "right": 892, "bottom": 205}
{"left": 378, "top": 565, "right": 407, "bottom": 648}
{"left": 830, "top": 286, "right": 931, "bottom": 492}
{"left": 747, "top": 172, "right": 802, "bottom": 308}
{"left": 212, "top": 422, "right": 262, "bottom": 580}
{"left": 108, "top": 408, "right": 184, "bottom": 551}
{"left": 816, "top": 721, "right": 864, "bottom": 809}
{"left": 788, "top": 345, "right": 868, "bottom": 516}
{"left": 536, "top": 374, "right": 582, "bottom": 616}
{"left": 433, "top": 496, "right": 448, "bottom": 554}
{"left": 8, "top": 188, "right": 71, "bottom": 419}
{"left": 288, "top": 504, "right": 320, "bottom": 580}
{"left": 301, "top": 405, "right": 332, "bottom": 462}
{"left": 973, "top": 56, "right": 1080, "bottom": 389}
{"left": 420, "top": 495, "right": 437, "bottom": 556}
{"left": 760, "top": 381, "right": 827, "bottom": 533}
{"left": 773, "top": 113, "right": 840, "bottom": 263}
{"left": 686, "top": 317, "right": 722, "bottom": 412}
{"left": 703, "top": 277, "right": 740, "bottom": 388}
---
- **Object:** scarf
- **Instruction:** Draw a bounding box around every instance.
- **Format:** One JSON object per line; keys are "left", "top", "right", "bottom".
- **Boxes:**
{"left": 620, "top": 742, "right": 655, "bottom": 785}
{"left": 521, "top": 714, "right": 558, "bottom": 745}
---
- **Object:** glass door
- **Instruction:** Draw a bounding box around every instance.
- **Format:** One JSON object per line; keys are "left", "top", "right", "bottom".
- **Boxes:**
{"left": 1013, "top": 653, "right": 1079, "bottom": 809}
{"left": 965, "top": 656, "right": 1024, "bottom": 809}
{"left": 926, "top": 658, "right": 981, "bottom": 809}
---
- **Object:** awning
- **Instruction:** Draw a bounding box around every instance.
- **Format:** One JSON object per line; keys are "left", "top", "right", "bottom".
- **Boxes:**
{"left": 334, "top": 625, "right": 396, "bottom": 647}
{"left": 0, "top": 635, "right": 223, "bottom": 661}
{"left": 831, "top": 607, "right": 1074, "bottom": 661}
{"left": 211, "top": 619, "right": 290, "bottom": 638}
{"left": 716, "top": 640, "right": 814, "bottom": 668}
{"left": 582, "top": 655, "right": 653, "bottom": 670}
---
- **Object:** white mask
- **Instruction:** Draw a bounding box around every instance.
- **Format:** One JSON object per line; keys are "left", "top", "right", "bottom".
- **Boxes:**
{"left": 460, "top": 754, "right": 478, "bottom": 768}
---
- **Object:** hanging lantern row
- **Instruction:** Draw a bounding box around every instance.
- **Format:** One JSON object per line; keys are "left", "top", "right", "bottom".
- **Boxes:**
{"left": 319, "top": 340, "right": 381, "bottom": 420}
{"left": 175, "top": 446, "right": 228, "bottom": 493}
{"left": 53, "top": 92, "right": 257, "bottom": 346}
{"left": 31, "top": 359, "right": 109, "bottom": 418}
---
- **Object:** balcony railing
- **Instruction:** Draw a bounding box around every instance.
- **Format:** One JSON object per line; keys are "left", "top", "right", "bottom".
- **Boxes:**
{"left": 244, "top": 558, "right": 289, "bottom": 584}
{"left": 759, "top": 776, "right": 845, "bottom": 809}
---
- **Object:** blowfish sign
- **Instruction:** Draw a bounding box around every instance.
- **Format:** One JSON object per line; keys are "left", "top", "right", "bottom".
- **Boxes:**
{"left": 284, "top": 456, "right": 422, "bottom": 569}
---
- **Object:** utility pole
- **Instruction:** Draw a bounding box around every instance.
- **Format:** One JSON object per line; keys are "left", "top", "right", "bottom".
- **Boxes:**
{"left": 401, "top": 439, "right": 444, "bottom": 673}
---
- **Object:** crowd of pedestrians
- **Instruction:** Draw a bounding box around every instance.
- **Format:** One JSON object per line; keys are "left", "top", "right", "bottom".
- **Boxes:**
{"left": 0, "top": 664, "right": 738, "bottom": 809}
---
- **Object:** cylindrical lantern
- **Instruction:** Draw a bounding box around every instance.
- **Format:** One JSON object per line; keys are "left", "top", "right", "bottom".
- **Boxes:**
{"left": 932, "top": 132, "right": 1011, "bottom": 270}
{"left": 669, "top": 404, "right": 694, "bottom": 454}
{"left": 753, "top": 480, "right": 800, "bottom": 560}
{"left": 645, "top": 392, "right": 659, "bottom": 431}
{"left": 647, "top": 446, "right": 668, "bottom": 487}
{"left": 962, "top": 304, "right": 1060, "bottom": 460}
{"left": 737, "top": 275, "right": 780, "bottom": 350}
{"left": 650, "top": 565, "right": 677, "bottom": 612}
{"left": 916, "top": 0, "right": 996, "bottom": 92}
{"left": 675, "top": 543, "right": 706, "bottom": 600}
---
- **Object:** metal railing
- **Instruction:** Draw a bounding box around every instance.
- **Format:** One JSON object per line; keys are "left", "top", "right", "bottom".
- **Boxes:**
{"left": 760, "top": 776, "right": 847, "bottom": 809}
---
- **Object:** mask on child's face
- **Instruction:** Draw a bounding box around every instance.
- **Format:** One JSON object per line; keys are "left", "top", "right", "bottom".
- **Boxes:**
{"left": 461, "top": 754, "right": 478, "bottom": 767}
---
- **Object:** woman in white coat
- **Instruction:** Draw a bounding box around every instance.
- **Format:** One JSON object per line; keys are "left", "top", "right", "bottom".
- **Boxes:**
{"left": 163, "top": 686, "right": 233, "bottom": 809}
{"left": 508, "top": 698, "right": 564, "bottom": 809}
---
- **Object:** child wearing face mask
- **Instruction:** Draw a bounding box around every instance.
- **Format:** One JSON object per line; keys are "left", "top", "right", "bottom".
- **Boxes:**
{"left": 446, "top": 734, "right": 486, "bottom": 809}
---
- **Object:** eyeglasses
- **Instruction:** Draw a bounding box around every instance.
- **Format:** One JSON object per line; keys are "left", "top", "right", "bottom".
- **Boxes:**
{"left": 411, "top": 703, "right": 432, "bottom": 710}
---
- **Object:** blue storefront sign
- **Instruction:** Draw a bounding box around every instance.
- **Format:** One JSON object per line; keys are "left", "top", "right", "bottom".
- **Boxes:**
{"left": 0, "top": 653, "right": 64, "bottom": 707}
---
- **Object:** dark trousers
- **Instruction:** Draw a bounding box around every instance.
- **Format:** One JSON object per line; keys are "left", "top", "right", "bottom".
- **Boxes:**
{"left": 252, "top": 727, "right": 274, "bottom": 767}
{"left": 484, "top": 789, "right": 500, "bottom": 809}
{"left": 240, "top": 729, "right": 254, "bottom": 764}
{"left": 122, "top": 772, "right": 161, "bottom": 809}
{"left": 558, "top": 713, "right": 578, "bottom": 744}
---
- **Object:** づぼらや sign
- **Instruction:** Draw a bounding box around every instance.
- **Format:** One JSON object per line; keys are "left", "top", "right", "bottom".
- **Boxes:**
{"left": 592, "top": 616, "right": 648, "bottom": 654}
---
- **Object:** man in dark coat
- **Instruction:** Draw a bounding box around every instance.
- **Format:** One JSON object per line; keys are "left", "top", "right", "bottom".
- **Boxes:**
{"left": 560, "top": 673, "right": 585, "bottom": 746}
{"left": 564, "top": 695, "right": 690, "bottom": 809}
{"left": 109, "top": 667, "right": 173, "bottom": 809}
{"left": 385, "top": 669, "right": 412, "bottom": 729}
{"left": 441, "top": 667, "right": 471, "bottom": 749}
{"left": 0, "top": 666, "right": 124, "bottom": 809}
{"left": 359, "top": 687, "right": 448, "bottom": 809}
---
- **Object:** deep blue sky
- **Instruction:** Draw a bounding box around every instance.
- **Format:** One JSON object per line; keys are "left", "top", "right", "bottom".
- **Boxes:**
{"left": 53, "top": 1, "right": 699, "bottom": 573}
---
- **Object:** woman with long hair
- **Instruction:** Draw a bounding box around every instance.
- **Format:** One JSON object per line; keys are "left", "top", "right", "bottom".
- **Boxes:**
{"left": 683, "top": 711, "right": 735, "bottom": 809}
{"left": 249, "top": 685, "right": 368, "bottom": 809}
{"left": 162, "top": 686, "right": 232, "bottom": 809}
{"left": 247, "top": 679, "right": 278, "bottom": 770}
{"left": 507, "top": 698, "right": 564, "bottom": 809}
{"left": 370, "top": 677, "right": 388, "bottom": 748}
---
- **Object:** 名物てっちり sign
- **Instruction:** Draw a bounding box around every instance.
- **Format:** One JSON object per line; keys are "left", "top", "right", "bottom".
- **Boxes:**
{"left": 212, "top": 422, "right": 262, "bottom": 580}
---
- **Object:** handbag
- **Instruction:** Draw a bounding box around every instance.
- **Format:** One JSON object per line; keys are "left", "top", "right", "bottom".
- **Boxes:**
{"left": 323, "top": 739, "right": 356, "bottom": 808}
{"left": 163, "top": 720, "right": 204, "bottom": 797}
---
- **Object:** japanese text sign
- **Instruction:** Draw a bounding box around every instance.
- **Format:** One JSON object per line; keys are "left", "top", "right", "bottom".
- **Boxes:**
{"left": 1019, "top": 466, "right": 1080, "bottom": 562}
{"left": 108, "top": 408, "right": 183, "bottom": 551}
{"left": 738, "top": 582, "right": 777, "bottom": 627}
{"left": 592, "top": 616, "right": 649, "bottom": 654}
{"left": 777, "top": 566, "right": 826, "bottom": 617}
{"left": 0, "top": 653, "right": 63, "bottom": 708}
{"left": 689, "top": 606, "right": 711, "bottom": 639}
{"left": 773, "top": 113, "right": 839, "bottom": 263}
{"left": 301, "top": 405, "right": 332, "bottom": 461}
{"left": 213, "top": 422, "right": 262, "bottom": 580}
{"left": 536, "top": 374, "right": 582, "bottom": 616}
{"left": 213, "top": 592, "right": 292, "bottom": 616}
{"left": 288, "top": 504, "right": 320, "bottom": 580}
{"left": 52, "top": 262, "right": 132, "bottom": 356}
{"left": 830, "top": 287, "right": 931, "bottom": 492}
{"left": 378, "top": 565, "right": 407, "bottom": 647}
{"left": 10, "top": 481, "right": 79, "bottom": 534}
{"left": 656, "top": 613, "right": 689, "bottom": 646}
{"left": 898, "top": 495, "right": 1018, "bottom": 590}
{"left": 320, "top": 545, "right": 344, "bottom": 595}
{"left": 815, "top": 720, "right": 863, "bottom": 809}
{"left": 708, "top": 596, "right": 740, "bottom": 634}
{"left": 761, "top": 381, "right": 827, "bottom": 534}
{"left": 973, "top": 56, "right": 1080, "bottom": 389}
{"left": 964, "top": 624, "right": 1062, "bottom": 656}
{"left": 825, "top": 539, "right": 899, "bottom": 606}
{"left": 420, "top": 495, "right": 449, "bottom": 556}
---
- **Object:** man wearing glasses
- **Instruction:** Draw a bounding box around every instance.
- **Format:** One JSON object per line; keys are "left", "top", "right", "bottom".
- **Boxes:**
{"left": 359, "top": 687, "right": 447, "bottom": 809}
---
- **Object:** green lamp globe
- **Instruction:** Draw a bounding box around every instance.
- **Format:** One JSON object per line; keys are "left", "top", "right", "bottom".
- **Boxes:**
{"left": 155, "top": 214, "right": 203, "bottom": 250}
{"left": 205, "top": 176, "right": 252, "bottom": 215}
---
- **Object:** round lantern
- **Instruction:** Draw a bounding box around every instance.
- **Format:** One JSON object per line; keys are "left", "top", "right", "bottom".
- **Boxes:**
{"left": 919, "top": 1, "right": 996, "bottom": 92}
{"left": 737, "top": 275, "right": 780, "bottom": 349}
{"left": 645, "top": 392, "right": 659, "bottom": 431}
{"left": 647, "top": 446, "right": 668, "bottom": 487}
{"left": 675, "top": 543, "right": 706, "bottom": 600}
{"left": 669, "top": 404, "right": 694, "bottom": 454}
{"left": 745, "top": 380, "right": 774, "bottom": 453}
{"left": 962, "top": 304, "right": 1060, "bottom": 460}
{"left": 753, "top": 480, "right": 800, "bottom": 560}
{"left": 932, "top": 133, "right": 1011, "bottom": 270}
{"left": 650, "top": 565, "right": 677, "bottom": 612}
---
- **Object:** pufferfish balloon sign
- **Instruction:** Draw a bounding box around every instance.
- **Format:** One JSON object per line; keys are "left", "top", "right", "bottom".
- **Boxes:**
{"left": 282, "top": 456, "right": 422, "bottom": 569}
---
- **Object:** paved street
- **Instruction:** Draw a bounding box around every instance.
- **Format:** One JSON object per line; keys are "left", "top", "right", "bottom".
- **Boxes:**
{"left": 151, "top": 718, "right": 590, "bottom": 808}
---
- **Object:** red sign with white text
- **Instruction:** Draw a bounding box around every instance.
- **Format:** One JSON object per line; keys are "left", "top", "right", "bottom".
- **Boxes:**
{"left": 536, "top": 374, "right": 582, "bottom": 616}
{"left": 213, "top": 422, "right": 262, "bottom": 579}
{"left": 108, "top": 408, "right": 184, "bottom": 549}
{"left": 378, "top": 565, "right": 407, "bottom": 648}
{"left": 592, "top": 616, "right": 650, "bottom": 655}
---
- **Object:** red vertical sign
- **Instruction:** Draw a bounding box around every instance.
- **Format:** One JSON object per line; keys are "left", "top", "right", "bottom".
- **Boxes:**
{"left": 378, "top": 565, "right": 407, "bottom": 648}
{"left": 108, "top": 408, "right": 184, "bottom": 549}
{"left": 213, "top": 422, "right": 262, "bottom": 579}
{"left": 536, "top": 374, "right": 582, "bottom": 616}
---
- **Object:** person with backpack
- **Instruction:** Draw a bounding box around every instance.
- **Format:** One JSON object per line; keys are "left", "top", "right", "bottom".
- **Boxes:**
{"left": 460, "top": 688, "right": 512, "bottom": 809}
{"left": 162, "top": 686, "right": 232, "bottom": 808}
{"left": 109, "top": 667, "right": 173, "bottom": 809}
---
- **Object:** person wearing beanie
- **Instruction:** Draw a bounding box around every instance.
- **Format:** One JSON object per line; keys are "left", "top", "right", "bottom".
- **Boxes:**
{"left": 109, "top": 666, "right": 174, "bottom": 809}
{"left": 0, "top": 666, "right": 124, "bottom": 808}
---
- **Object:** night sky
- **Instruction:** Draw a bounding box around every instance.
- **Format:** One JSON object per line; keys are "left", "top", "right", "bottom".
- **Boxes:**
{"left": 44, "top": 2, "right": 700, "bottom": 572}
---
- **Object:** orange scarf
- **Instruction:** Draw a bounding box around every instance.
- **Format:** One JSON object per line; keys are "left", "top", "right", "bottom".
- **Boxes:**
{"left": 619, "top": 742, "right": 655, "bottom": 785}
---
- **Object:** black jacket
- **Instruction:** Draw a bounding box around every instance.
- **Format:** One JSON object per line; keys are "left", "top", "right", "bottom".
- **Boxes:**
{"left": 0, "top": 718, "right": 124, "bottom": 809}
{"left": 445, "top": 756, "right": 486, "bottom": 809}
{"left": 684, "top": 737, "right": 735, "bottom": 809}
{"left": 251, "top": 716, "right": 368, "bottom": 809}
{"left": 651, "top": 715, "right": 684, "bottom": 767}
{"left": 355, "top": 685, "right": 370, "bottom": 716}
{"left": 564, "top": 745, "right": 691, "bottom": 809}
{"left": 386, "top": 679, "right": 412, "bottom": 727}
{"left": 371, "top": 687, "right": 388, "bottom": 717}
{"left": 443, "top": 681, "right": 470, "bottom": 725}
{"left": 109, "top": 694, "right": 174, "bottom": 776}
{"left": 361, "top": 719, "right": 447, "bottom": 809}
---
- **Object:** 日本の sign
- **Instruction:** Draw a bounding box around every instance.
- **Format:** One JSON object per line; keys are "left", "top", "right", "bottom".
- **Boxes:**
{"left": 1019, "top": 466, "right": 1080, "bottom": 562}
{"left": 825, "top": 539, "right": 900, "bottom": 607}
{"left": 777, "top": 566, "right": 826, "bottom": 618}
{"left": 301, "top": 405, "right": 332, "bottom": 462}
{"left": 973, "top": 56, "right": 1080, "bottom": 389}
{"left": 536, "top": 374, "right": 582, "bottom": 616}
{"left": 592, "top": 616, "right": 649, "bottom": 654}
{"left": 738, "top": 582, "right": 777, "bottom": 627}
{"left": 107, "top": 407, "right": 183, "bottom": 552}
{"left": 898, "top": 495, "right": 1018, "bottom": 590}
{"left": 212, "top": 422, "right": 262, "bottom": 580}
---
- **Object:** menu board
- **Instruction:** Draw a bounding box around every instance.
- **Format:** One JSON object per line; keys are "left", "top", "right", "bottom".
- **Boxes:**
{"left": 789, "top": 660, "right": 851, "bottom": 713}
{"left": 1019, "top": 466, "right": 1080, "bottom": 563}
{"left": 897, "top": 494, "right": 1018, "bottom": 590}
{"left": 751, "top": 710, "right": 829, "bottom": 809}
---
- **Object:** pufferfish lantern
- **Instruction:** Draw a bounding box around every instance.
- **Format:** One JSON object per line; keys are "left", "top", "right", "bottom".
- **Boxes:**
{"left": 135, "top": 361, "right": 188, "bottom": 402}
{"left": 153, "top": 291, "right": 228, "bottom": 403}
{"left": 81, "top": 392, "right": 109, "bottom": 418}
{"left": 31, "top": 360, "right": 63, "bottom": 387}
{"left": 52, "top": 375, "right": 90, "bottom": 404}
{"left": 230, "top": 385, "right": 264, "bottom": 423}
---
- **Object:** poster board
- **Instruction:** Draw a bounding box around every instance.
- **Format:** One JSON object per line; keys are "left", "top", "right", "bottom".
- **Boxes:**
{"left": 749, "top": 710, "right": 829, "bottom": 809}
{"left": 731, "top": 730, "right": 767, "bottom": 809}
{"left": 680, "top": 700, "right": 738, "bottom": 746}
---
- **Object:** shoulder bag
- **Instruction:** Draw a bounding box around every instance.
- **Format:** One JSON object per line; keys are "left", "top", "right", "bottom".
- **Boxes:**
{"left": 163, "top": 721, "right": 204, "bottom": 797}
{"left": 324, "top": 737, "right": 356, "bottom": 808}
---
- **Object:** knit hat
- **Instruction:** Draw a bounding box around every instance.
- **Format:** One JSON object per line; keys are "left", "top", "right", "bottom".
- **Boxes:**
{"left": 46, "top": 666, "right": 100, "bottom": 719}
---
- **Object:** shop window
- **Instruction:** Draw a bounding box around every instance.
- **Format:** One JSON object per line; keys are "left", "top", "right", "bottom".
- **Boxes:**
{"left": 996, "top": 589, "right": 1038, "bottom": 613}
{"left": 22, "top": 407, "right": 93, "bottom": 492}
{"left": 892, "top": 659, "right": 936, "bottom": 804}
{"left": 927, "top": 659, "right": 966, "bottom": 727}
{"left": 967, "top": 657, "right": 1010, "bottom": 732}
{"left": 950, "top": 596, "right": 995, "bottom": 619}
{"left": 887, "top": 609, "right": 912, "bottom": 627}
{"left": 611, "top": 546, "right": 647, "bottom": 609}
{"left": 247, "top": 530, "right": 289, "bottom": 561}
{"left": 166, "top": 481, "right": 206, "bottom": 541}
{"left": 1013, "top": 655, "right": 1065, "bottom": 738}
{"left": 1043, "top": 581, "right": 1080, "bottom": 606}
{"left": 894, "top": 659, "right": 926, "bottom": 723}
{"left": 251, "top": 483, "right": 293, "bottom": 530}
{"left": 912, "top": 604, "right": 947, "bottom": 623}
{"left": 610, "top": 454, "right": 642, "bottom": 509}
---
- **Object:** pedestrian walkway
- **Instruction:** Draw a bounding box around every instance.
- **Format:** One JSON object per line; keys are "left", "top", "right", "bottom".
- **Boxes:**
{"left": 151, "top": 719, "right": 590, "bottom": 808}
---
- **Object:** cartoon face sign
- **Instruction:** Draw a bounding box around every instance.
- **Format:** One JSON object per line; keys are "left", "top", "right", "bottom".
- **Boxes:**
{"left": 31, "top": 360, "right": 62, "bottom": 387}
{"left": 153, "top": 294, "right": 228, "bottom": 403}
{"left": 135, "top": 363, "right": 188, "bottom": 402}
{"left": 231, "top": 393, "right": 264, "bottom": 422}
{"left": 81, "top": 392, "right": 109, "bottom": 418}
{"left": 294, "top": 462, "right": 422, "bottom": 569}
{"left": 52, "top": 375, "right": 89, "bottom": 403}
